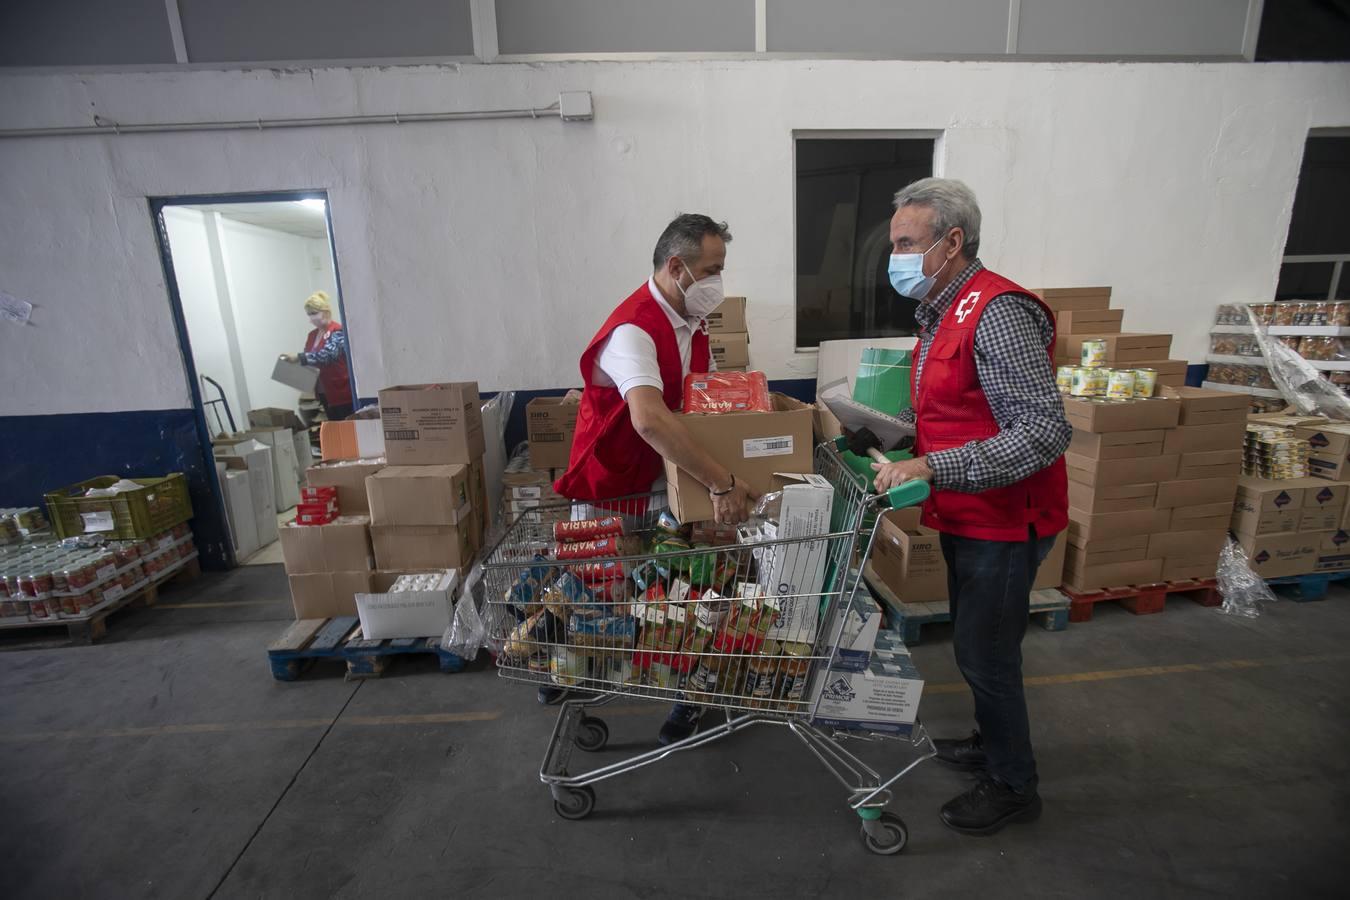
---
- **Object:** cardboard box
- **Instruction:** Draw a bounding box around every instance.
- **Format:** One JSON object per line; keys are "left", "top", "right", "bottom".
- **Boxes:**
{"left": 371, "top": 525, "right": 477, "bottom": 572}
{"left": 305, "top": 458, "right": 384, "bottom": 515}
{"left": 755, "top": 474, "right": 834, "bottom": 645}
{"left": 1231, "top": 476, "right": 1304, "bottom": 536}
{"left": 1063, "top": 557, "right": 1164, "bottom": 592}
{"left": 1033, "top": 286, "right": 1111, "bottom": 311}
{"left": 1238, "top": 532, "right": 1320, "bottom": 578}
{"left": 666, "top": 394, "right": 814, "bottom": 523}
{"left": 809, "top": 647, "right": 924, "bottom": 737}
{"left": 288, "top": 571, "right": 374, "bottom": 619}
{"left": 319, "top": 419, "right": 385, "bottom": 461}
{"left": 355, "top": 570, "right": 458, "bottom": 640}
{"left": 1297, "top": 479, "right": 1348, "bottom": 532}
{"left": 1067, "top": 481, "right": 1158, "bottom": 514}
{"left": 1066, "top": 534, "right": 1149, "bottom": 568}
{"left": 1067, "top": 507, "right": 1170, "bottom": 545}
{"left": 215, "top": 440, "right": 278, "bottom": 547}
{"left": 1056, "top": 333, "right": 1172, "bottom": 365}
{"left": 1055, "top": 308, "right": 1123, "bottom": 335}
{"left": 709, "top": 332, "right": 750, "bottom": 369}
{"left": 220, "top": 467, "right": 260, "bottom": 560}
{"left": 1066, "top": 452, "right": 1178, "bottom": 488}
{"left": 1177, "top": 449, "right": 1243, "bottom": 480}
{"left": 706, "top": 296, "right": 747, "bottom": 334}
{"left": 1037, "top": 536, "right": 1067, "bottom": 589}
{"left": 272, "top": 356, "right": 320, "bottom": 392}
{"left": 1163, "top": 422, "right": 1247, "bottom": 455}
{"left": 1146, "top": 529, "right": 1227, "bottom": 560}
{"left": 379, "top": 382, "right": 485, "bottom": 466}
{"left": 1296, "top": 423, "right": 1350, "bottom": 481}
{"left": 1170, "top": 501, "right": 1233, "bottom": 532}
{"left": 1162, "top": 386, "right": 1249, "bottom": 426}
{"left": 366, "top": 465, "right": 472, "bottom": 527}
{"left": 1063, "top": 397, "right": 1181, "bottom": 433}
{"left": 1162, "top": 555, "right": 1221, "bottom": 581}
{"left": 1130, "top": 359, "right": 1189, "bottom": 387}
{"left": 278, "top": 517, "right": 374, "bottom": 574}
{"left": 869, "top": 514, "right": 946, "bottom": 604}
{"left": 1155, "top": 477, "right": 1239, "bottom": 509}
{"left": 249, "top": 407, "right": 306, "bottom": 431}
{"left": 812, "top": 400, "right": 844, "bottom": 444}
{"left": 239, "top": 427, "right": 301, "bottom": 512}
{"left": 1069, "top": 429, "right": 1164, "bottom": 460}
{"left": 526, "top": 396, "right": 580, "bottom": 471}
{"left": 824, "top": 593, "right": 883, "bottom": 672}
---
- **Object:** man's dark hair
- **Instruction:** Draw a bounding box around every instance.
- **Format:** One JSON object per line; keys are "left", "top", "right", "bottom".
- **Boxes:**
{"left": 651, "top": 213, "right": 732, "bottom": 270}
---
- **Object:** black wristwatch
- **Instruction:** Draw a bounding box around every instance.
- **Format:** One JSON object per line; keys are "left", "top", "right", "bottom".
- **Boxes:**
{"left": 710, "top": 473, "right": 736, "bottom": 497}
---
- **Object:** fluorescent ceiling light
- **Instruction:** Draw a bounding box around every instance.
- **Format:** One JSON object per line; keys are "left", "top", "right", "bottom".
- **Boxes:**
{"left": 297, "top": 198, "right": 326, "bottom": 211}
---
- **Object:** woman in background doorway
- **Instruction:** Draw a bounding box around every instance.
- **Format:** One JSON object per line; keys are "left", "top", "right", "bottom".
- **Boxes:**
{"left": 281, "top": 291, "right": 353, "bottom": 421}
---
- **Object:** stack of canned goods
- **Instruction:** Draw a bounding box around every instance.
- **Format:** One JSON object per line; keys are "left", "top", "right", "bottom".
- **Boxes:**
{"left": 1216, "top": 301, "right": 1350, "bottom": 328}
{"left": 0, "top": 523, "right": 195, "bottom": 621}
{"left": 1243, "top": 426, "right": 1311, "bottom": 479}
{"left": 1057, "top": 350, "right": 1157, "bottom": 401}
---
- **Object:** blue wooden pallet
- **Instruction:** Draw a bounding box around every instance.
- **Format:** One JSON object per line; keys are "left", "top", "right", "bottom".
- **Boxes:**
{"left": 1266, "top": 570, "right": 1350, "bottom": 602}
{"left": 267, "top": 616, "right": 467, "bottom": 681}
{"left": 863, "top": 563, "right": 1070, "bottom": 645}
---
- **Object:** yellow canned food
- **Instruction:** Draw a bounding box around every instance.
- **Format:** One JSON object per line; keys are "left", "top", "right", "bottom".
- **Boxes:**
{"left": 1106, "top": 368, "right": 1136, "bottom": 400}
{"left": 1070, "top": 367, "right": 1095, "bottom": 397}
{"left": 1056, "top": 366, "right": 1075, "bottom": 394}
{"left": 1131, "top": 368, "right": 1157, "bottom": 398}
{"left": 1080, "top": 338, "right": 1108, "bottom": 368}
{"left": 1090, "top": 367, "right": 1110, "bottom": 397}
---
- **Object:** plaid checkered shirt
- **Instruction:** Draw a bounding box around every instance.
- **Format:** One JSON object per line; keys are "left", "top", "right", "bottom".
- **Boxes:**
{"left": 896, "top": 259, "right": 1071, "bottom": 493}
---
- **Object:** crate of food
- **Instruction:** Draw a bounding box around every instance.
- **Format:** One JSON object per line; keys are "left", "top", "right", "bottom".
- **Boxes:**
{"left": 45, "top": 474, "right": 193, "bottom": 540}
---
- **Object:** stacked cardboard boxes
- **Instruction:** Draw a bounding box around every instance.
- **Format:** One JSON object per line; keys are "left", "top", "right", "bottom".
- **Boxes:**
{"left": 279, "top": 516, "right": 376, "bottom": 618}
{"left": 1063, "top": 387, "right": 1246, "bottom": 591}
{"left": 707, "top": 296, "right": 750, "bottom": 372}
{"left": 1040, "top": 286, "right": 1188, "bottom": 387}
{"left": 502, "top": 447, "right": 568, "bottom": 528}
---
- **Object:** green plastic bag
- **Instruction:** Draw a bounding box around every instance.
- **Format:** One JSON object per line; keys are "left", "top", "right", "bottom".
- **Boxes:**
{"left": 853, "top": 348, "right": 912, "bottom": 415}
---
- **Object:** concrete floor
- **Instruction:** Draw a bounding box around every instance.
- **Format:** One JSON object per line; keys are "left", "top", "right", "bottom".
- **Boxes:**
{"left": 2, "top": 566, "right": 1348, "bottom": 900}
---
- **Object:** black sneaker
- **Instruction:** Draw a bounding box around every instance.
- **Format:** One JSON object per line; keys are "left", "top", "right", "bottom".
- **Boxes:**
{"left": 657, "top": 703, "right": 704, "bottom": 745}
{"left": 933, "top": 730, "right": 987, "bottom": 772}
{"left": 940, "top": 774, "right": 1042, "bottom": 836}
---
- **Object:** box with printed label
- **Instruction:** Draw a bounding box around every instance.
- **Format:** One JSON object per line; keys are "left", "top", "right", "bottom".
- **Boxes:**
{"left": 706, "top": 296, "right": 747, "bottom": 334}
{"left": 708, "top": 332, "right": 751, "bottom": 369}
{"left": 366, "top": 465, "right": 472, "bottom": 527}
{"left": 1069, "top": 429, "right": 1164, "bottom": 460}
{"left": 1297, "top": 479, "right": 1347, "bottom": 532}
{"left": 305, "top": 458, "right": 384, "bottom": 515}
{"left": 1068, "top": 481, "right": 1158, "bottom": 514}
{"left": 1146, "top": 529, "right": 1227, "bottom": 560}
{"left": 1155, "top": 477, "right": 1239, "bottom": 509}
{"left": 278, "top": 516, "right": 374, "bottom": 574}
{"left": 1067, "top": 507, "right": 1170, "bottom": 544}
{"left": 1063, "top": 397, "right": 1181, "bottom": 434}
{"left": 1163, "top": 422, "right": 1247, "bottom": 455}
{"left": 665, "top": 394, "right": 814, "bottom": 523}
{"left": 1296, "top": 422, "right": 1350, "bottom": 481}
{"left": 1231, "top": 476, "right": 1303, "bottom": 537}
{"left": 355, "top": 570, "right": 459, "bottom": 639}
{"left": 809, "top": 649, "right": 924, "bottom": 737}
{"left": 1238, "top": 532, "right": 1320, "bottom": 578}
{"left": 1170, "top": 501, "right": 1233, "bottom": 532}
{"left": 526, "top": 396, "right": 580, "bottom": 470}
{"left": 1066, "top": 453, "right": 1178, "bottom": 488}
{"left": 319, "top": 419, "right": 385, "bottom": 461}
{"left": 288, "top": 571, "right": 375, "bottom": 619}
{"left": 868, "top": 514, "right": 945, "bottom": 604}
{"left": 1177, "top": 449, "right": 1243, "bottom": 481}
{"left": 753, "top": 473, "right": 834, "bottom": 645}
{"left": 823, "top": 592, "right": 883, "bottom": 672}
{"left": 379, "top": 382, "right": 484, "bottom": 466}
{"left": 1055, "top": 308, "right": 1124, "bottom": 335}
{"left": 1161, "top": 386, "right": 1250, "bottom": 425}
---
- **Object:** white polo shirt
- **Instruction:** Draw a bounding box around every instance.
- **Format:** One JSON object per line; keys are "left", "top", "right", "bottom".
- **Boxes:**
{"left": 592, "top": 277, "right": 716, "bottom": 398}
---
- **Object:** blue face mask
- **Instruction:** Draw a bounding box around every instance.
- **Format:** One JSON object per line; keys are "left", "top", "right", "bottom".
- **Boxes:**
{"left": 888, "top": 236, "right": 948, "bottom": 301}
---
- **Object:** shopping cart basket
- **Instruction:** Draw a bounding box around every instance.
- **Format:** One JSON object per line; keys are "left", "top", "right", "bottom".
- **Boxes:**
{"left": 481, "top": 441, "right": 933, "bottom": 855}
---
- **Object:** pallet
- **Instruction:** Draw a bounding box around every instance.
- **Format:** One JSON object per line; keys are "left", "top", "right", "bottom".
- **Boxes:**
{"left": 1061, "top": 577, "right": 1221, "bottom": 623}
{"left": 0, "top": 555, "right": 201, "bottom": 644}
{"left": 267, "top": 616, "right": 467, "bottom": 681}
{"left": 862, "top": 562, "right": 1070, "bottom": 645}
{"left": 1265, "top": 570, "right": 1350, "bottom": 602}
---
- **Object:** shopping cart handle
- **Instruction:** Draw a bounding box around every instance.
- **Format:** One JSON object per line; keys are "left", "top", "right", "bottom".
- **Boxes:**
{"left": 881, "top": 480, "right": 930, "bottom": 509}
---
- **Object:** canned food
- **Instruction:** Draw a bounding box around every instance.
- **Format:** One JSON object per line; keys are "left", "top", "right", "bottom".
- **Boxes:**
{"left": 1080, "top": 339, "right": 1108, "bottom": 368}
{"left": 1251, "top": 303, "right": 1276, "bottom": 325}
{"left": 1070, "top": 367, "right": 1095, "bottom": 397}
{"left": 1272, "top": 302, "right": 1297, "bottom": 326}
{"left": 1056, "top": 366, "right": 1075, "bottom": 394}
{"left": 1106, "top": 369, "right": 1137, "bottom": 400}
{"left": 1131, "top": 368, "right": 1158, "bottom": 398}
{"left": 1334, "top": 301, "right": 1350, "bottom": 327}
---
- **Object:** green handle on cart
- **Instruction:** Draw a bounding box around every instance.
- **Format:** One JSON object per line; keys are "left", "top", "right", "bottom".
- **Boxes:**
{"left": 882, "top": 480, "right": 930, "bottom": 509}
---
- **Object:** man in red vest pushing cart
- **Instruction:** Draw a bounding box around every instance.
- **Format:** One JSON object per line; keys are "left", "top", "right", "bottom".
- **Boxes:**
{"left": 870, "top": 178, "right": 1071, "bottom": 836}
{"left": 548, "top": 214, "right": 756, "bottom": 732}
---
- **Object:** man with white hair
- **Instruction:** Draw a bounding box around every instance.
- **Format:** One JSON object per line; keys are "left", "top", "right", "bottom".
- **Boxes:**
{"left": 870, "top": 177, "right": 1070, "bottom": 835}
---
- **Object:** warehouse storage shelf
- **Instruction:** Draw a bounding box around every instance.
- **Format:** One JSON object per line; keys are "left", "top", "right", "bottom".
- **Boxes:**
{"left": 1208, "top": 325, "right": 1350, "bottom": 337}
{"left": 1200, "top": 381, "right": 1283, "bottom": 399}
{"left": 1206, "top": 354, "right": 1350, "bottom": 372}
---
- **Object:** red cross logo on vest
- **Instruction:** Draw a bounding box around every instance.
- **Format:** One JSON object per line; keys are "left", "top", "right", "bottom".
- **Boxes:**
{"left": 954, "top": 291, "right": 982, "bottom": 323}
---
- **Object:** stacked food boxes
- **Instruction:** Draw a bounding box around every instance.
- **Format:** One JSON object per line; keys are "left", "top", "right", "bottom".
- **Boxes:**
{"left": 1042, "top": 286, "right": 1188, "bottom": 391}
{"left": 706, "top": 296, "right": 750, "bottom": 372}
{"left": 502, "top": 447, "right": 569, "bottom": 529}
{"left": 1063, "top": 386, "right": 1246, "bottom": 591}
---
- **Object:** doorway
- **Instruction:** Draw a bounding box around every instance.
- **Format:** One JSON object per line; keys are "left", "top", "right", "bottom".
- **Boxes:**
{"left": 151, "top": 191, "right": 353, "bottom": 567}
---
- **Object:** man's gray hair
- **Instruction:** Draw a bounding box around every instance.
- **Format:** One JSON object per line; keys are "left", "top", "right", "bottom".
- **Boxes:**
{"left": 652, "top": 213, "right": 732, "bottom": 270}
{"left": 893, "top": 178, "right": 981, "bottom": 257}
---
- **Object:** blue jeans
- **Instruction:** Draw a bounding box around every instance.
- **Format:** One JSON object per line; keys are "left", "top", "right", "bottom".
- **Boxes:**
{"left": 940, "top": 528, "right": 1056, "bottom": 791}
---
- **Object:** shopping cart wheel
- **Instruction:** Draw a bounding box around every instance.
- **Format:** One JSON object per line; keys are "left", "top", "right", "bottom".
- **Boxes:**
{"left": 859, "top": 811, "right": 909, "bottom": 856}
{"left": 552, "top": 785, "right": 596, "bottom": 821}
{"left": 574, "top": 717, "right": 609, "bottom": 752}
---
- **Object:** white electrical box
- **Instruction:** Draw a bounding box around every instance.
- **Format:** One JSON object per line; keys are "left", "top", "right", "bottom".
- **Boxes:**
{"left": 559, "top": 91, "right": 594, "bottom": 122}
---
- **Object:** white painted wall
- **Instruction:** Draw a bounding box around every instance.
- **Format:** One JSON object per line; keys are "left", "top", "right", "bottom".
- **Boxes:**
{"left": 1, "top": 60, "right": 1348, "bottom": 417}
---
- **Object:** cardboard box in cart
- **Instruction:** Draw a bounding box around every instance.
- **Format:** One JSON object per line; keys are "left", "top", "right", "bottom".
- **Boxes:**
{"left": 750, "top": 473, "right": 834, "bottom": 646}
{"left": 379, "top": 382, "right": 485, "bottom": 466}
{"left": 809, "top": 646, "right": 925, "bottom": 737}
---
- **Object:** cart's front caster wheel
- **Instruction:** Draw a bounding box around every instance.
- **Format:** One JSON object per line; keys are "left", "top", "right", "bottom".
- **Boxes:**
{"left": 859, "top": 811, "right": 908, "bottom": 855}
{"left": 574, "top": 716, "right": 609, "bottom": 752}
{"left": 552, "top": 785, "right": 596, "bottom": 821}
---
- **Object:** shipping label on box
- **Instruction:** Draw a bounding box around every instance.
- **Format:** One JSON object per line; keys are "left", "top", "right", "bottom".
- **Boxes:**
{"left": 706, "top": 296, "right": 747, "bottom": 334}
{"left": 1069, "top": 429, "right": 1164, "bottom": 460}
{"left": 809, "top": 650, "right": 924, "bottom": 737}
{"left": 379, "top": 382, "right": 484, "bottom": 466}
{"left": 366, "top": 465, "right": 472, "bottom": 527}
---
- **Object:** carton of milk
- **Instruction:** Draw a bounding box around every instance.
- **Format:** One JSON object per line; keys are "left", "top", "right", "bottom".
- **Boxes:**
{"left": 355, "top": 570, "right": 458, "bottom": 639}
{"left": 745, "top": 473, "right": 834, "bottom": 645}
{"left": 809, "top": 646, "right": 924, "bottom": 737}
{"left": 824, "top": 591, "right": 883, "bottom": 672}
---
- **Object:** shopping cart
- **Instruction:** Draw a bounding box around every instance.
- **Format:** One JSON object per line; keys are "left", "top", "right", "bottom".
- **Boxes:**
{"left": 481, "top": 441, "right": 933, "bottom": 855}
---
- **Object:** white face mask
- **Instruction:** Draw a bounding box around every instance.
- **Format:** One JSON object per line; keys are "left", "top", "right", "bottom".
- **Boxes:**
{"left": 675, "top": 259, "right": 725, "bottom": 319}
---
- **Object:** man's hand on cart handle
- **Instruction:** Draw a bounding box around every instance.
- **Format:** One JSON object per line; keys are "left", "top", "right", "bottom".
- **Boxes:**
{"left": 872, "top": 456, "right": 934, "bottom": 493}
{"left": 709, "top": 474, "right": 757, "bottom": 527}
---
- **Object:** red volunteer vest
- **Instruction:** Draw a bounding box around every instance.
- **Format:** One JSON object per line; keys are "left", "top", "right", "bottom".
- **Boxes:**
{"left": 912, "top": 268, "right": 1068, "bottom": 542}
{"left": 306, "top": 321, "right": 352, "bottom": 407}
{"left": 555, "top": 282, "right": 711, "bottom": 502}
